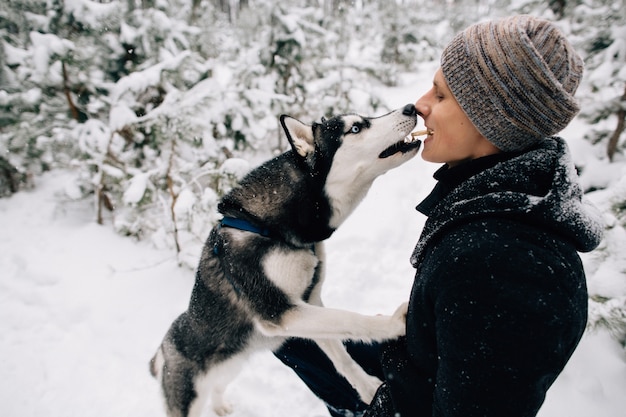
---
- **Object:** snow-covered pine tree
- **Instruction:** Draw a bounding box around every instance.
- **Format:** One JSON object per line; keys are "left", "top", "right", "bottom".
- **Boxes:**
{"left": 0, "top": 0, "right": 102, "bottom": 195}
{"left": 0, "top": 0, "right": 258, "bottom": 263}
{"left": 377, "top": 1, "right": 449, "bottom": 74}
{"left": 572, "top": 0, "right": 626, "bottom": 163}
{"left": 568, "top": 0, "right": 626, "bottom": 344}
{"left": 1, "top": 0, "right": 130, "bottom": 196}
{"left": 68, "top": 0, "right": 259, "bottom": 264}
{"left": 509, "top": 0, "right": 626, "bottom": 346}
{"left": 1, "top": 0, "right": 446, "bottom": 252}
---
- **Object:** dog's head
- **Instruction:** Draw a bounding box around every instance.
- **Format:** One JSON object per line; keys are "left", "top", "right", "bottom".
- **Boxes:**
{"left": 280, "top": 104, "right": 420, "bottom": 228}
{"left": 281, "top": 104, "right": 420, "bottom": 175}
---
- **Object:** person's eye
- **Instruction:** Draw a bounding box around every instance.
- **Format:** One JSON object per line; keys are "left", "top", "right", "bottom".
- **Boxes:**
{"left": 350, "top": 125, "right": 361, "bottom": 134}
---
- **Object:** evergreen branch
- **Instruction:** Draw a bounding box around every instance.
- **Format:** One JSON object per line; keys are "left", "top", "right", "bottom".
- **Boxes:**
{"left": 587, "top": 296, "right": 626, "bottom": 343}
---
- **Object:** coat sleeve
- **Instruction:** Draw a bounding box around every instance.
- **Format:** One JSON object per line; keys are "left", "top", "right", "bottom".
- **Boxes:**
{"left": 425, "top": 223, "right": 587, "bottom": 417}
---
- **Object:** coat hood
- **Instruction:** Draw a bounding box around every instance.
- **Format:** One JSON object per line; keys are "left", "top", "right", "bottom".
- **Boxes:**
{"left": 410, "top": 137, "right": 604, "bottom": 268}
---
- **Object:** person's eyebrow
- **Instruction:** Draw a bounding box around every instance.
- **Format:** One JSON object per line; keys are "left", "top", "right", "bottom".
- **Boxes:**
{"left": 433, "top": 80, "right": 443, "bottom": 94}
{"left": 433, "top": 77, "right": 449, "bottom": 94}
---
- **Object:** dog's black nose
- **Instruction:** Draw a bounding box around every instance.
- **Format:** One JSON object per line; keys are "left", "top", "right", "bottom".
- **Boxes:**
{"left": 402, "top": 104, "right": 417, "bottom": 116}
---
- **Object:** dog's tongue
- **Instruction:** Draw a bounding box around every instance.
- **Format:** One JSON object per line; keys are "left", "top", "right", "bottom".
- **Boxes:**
{"left": 379, "top": 139, "right": 421, "bottom": 158}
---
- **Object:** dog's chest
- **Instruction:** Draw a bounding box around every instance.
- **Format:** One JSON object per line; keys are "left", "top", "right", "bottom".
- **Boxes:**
{"left": 262, "top": 247, "right": 320, "bottom": 299}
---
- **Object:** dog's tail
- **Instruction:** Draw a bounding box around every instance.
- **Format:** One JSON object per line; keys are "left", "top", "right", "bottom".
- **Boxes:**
{"left": 149, "top": 347, "right": 164, "bottom": 378}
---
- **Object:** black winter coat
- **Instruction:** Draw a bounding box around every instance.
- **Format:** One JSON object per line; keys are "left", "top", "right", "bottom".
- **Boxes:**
{"left": 366, "top": 138, "right": 604, "bottom": 417}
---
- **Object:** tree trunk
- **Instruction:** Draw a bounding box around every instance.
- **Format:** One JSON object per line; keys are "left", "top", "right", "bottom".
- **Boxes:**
{"left": 549, "top": 0, "right": 566, "bottom": 19}
{"left": 607, "top": 83, "right": 626, "bottom": 162}
{"left": 190, "top": 0, "right": 202, "bottom": 24}
{"left": 62, "top": 61, "right": 81, "bottom": 121}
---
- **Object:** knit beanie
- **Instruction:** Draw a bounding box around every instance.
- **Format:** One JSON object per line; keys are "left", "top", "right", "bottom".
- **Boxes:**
{"left": 440, "top": 15, "right": 583, "bottom": 152}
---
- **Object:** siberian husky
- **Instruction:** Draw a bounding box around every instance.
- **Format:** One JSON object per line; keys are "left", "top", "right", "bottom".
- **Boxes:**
{"left": 150, "top": 104, "right": 421, "bottom": 417}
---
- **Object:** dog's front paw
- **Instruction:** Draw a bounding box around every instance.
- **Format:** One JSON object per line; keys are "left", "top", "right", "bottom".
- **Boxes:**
{"left": 353, "top": 373, "right": 383, "bottom": 404}
{"left": 212, "top": 402, "right": 234, "bottom": 416}
{"left": 387, "top": 301, "right": 408, "bottom": 338}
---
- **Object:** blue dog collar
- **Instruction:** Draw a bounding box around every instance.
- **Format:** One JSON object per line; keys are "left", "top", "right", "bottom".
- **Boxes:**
{"left": 219, "top": 217, "right": 272, "bottom": 237}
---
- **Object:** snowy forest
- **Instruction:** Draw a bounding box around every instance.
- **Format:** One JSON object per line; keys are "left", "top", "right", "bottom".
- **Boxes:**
{"left": 4, "top": 0, "right": 625, "bottom": 339}
{"left": 1, "top": 0, "right": 626, "bottom": 415}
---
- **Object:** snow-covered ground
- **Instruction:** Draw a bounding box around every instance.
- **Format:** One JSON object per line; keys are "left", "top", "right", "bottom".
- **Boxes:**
{"left": 1, "top": 70, "right": 625, "bottom": 417}
{"left": 2, "top": 160, "right": 625, "bottom": 417}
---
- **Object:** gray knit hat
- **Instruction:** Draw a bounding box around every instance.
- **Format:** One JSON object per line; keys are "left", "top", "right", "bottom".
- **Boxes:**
{"left": 440, "top": 15, "right": 583, "bottom": 152}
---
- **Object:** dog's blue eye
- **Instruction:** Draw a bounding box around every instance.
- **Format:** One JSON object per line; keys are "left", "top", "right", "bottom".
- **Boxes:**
{"left": 351, "top": 125, "right": 360, "bottom": 134}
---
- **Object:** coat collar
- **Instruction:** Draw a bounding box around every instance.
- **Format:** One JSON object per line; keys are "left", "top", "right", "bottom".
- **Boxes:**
{"left": 416, "top": 151, "right": 524, "bottom": 216}
{"left": 410, "top": 137, "right": 604, "bottom": 268}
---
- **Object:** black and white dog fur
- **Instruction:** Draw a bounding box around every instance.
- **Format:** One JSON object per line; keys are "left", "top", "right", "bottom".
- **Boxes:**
{"left": 150, "top": 104, "right": 421, "bottom": 417}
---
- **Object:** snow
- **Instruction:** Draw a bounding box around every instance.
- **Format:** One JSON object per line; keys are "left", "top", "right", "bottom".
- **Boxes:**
{"left": 174, "top": 188, "right": 197, "bottom": 217}
{"left": 219, "top": 158, "right": 251, "bottom": 179}
{"left": 110, "top": 51, "right": 191, "bottom": 104}
{"left": 124, "top": 173, "right": 150, "bottom": 205}
{"left": 1, "top": 158, "right": 625, "bottom": 417}
{"left": 77, "top": 119, "right": 112, "bottom": 157}
{"left": 537, "top": 330, "right": 626, "bottom": 417}
{"left": 110, "top": 104, "right": 138, "bottom": 132}
{"left": 28, "top": 32, "right": 74, "bottom": 83}
{"left": 63, "top": 0, "right": 120, "bottom": 31}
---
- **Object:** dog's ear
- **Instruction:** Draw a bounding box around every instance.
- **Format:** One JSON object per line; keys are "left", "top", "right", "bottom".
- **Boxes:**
{"left": 280, "top": 115, "right": 315, "bottom": 158}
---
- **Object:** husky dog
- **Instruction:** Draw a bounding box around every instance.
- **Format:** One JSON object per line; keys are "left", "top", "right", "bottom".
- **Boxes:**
{"left": 150, "top": 104, "right": 421, "bottom": 417}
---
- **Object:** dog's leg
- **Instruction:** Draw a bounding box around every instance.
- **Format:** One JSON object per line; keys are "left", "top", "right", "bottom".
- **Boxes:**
{"left": 210, "top": 386, "right": 232, "bottom": 417}
{"left": 304, "top": 243, "right": 382, "bottom": 403}
{"left": 184, "top": 355, "right": 247, "bottom": 417}
{"left": 306, "top": 242, "right": 326, "bottom": 306}
{"left": 315, "top": 338, "right": 382, "bottom": 404}
{"left": 255, "top": 302, "right": 407, "bottom": 341}
{"left": 301, "top": 243, "right": 382, "bottom": 403}
{"left": 207, "top": 357, "right": 245, "bottom": 417}
{"left": 188, "top": 365, "right": 237, "bottom": 417}
{"left": 188, "top": 372, "right": 211, "bottom": 417}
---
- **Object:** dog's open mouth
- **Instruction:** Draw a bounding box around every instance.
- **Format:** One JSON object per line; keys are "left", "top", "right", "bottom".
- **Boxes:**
{"left": 379, "top": 136, "right": 422, "bottom": 159}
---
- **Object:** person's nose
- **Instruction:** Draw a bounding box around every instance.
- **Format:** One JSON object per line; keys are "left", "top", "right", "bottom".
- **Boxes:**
{"left": 415, "top": 97, "right": 429, "bottom": 118}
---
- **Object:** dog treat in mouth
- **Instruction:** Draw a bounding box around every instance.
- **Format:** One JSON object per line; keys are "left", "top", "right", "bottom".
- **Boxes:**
{"left": 411, "top": 129, "right": 433, "bottom": 138}
{"left": 405, "top": 129, "right": 433, "bottom": 143}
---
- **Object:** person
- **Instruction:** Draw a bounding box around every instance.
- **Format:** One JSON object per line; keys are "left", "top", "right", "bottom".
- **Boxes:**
{"left": 275, "top": 14, "right": 604, "bottom": 417}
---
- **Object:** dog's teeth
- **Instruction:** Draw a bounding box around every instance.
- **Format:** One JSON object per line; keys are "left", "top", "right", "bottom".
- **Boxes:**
{"left": 404, "top": 130, "right": 428, "bottom": 144}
